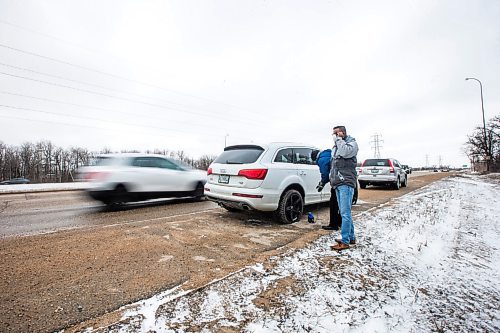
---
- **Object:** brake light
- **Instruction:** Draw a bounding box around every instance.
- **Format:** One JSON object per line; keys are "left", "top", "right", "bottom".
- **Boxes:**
{"left": 207, "top": 168, "right": 212, "bottom": 175}
{"left": 238, "top": 169, "right": 268, "bottom": 180}
{"left": 84, "top": 171, "right": 109, "bottom": 182}
{"left": 388, "top": 160, "right": 395, "bottom": 173}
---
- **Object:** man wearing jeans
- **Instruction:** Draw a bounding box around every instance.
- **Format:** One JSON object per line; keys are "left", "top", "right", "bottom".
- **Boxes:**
{"left": 329, "top": 125, "right": 359, "bottom": 251}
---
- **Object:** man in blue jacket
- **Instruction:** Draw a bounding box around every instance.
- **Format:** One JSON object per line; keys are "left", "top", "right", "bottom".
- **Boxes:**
{"left": 312, "top": 149, "right": 342, "bottom": 231}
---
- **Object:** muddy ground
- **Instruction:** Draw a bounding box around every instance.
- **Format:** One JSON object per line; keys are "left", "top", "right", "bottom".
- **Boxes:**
{"left": 0, "top": 172, "right": 451, "bottom": 332}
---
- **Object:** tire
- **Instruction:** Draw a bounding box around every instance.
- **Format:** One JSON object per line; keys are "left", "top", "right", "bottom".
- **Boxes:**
{"left": 193, "top": 182, "right": 205, "bottom": 200}
{"left": 109, "top": 184, "right": 129, "bottom": 206}
{"left": 352, "top": 185, "right": 358, "bottom": 205}
{"left": 275, "top": 189, "right": 304, "bottom": 224}
{"left": 359, "top": 182, "right": 367, "bottom": 189}
{"left": 393, "top": 177, "right": 401, "bottom": 190}
{"left": 401, "top": 175, "right": 408, "bottom": 187}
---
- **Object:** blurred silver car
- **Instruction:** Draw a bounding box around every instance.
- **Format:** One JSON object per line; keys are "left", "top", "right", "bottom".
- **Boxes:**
{"left": 78, "top": 154, "right": 206, "bottom": 205}
{"left": 358, "top": 158, "right": 407, "bottom": 190}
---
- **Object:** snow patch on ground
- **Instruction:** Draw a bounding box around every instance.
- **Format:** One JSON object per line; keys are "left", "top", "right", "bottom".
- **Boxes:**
{"left": 0, "top": 182, "right": 89, "bottom": 193}
{"left": 103, "top": 174, "right": 499, "bottom": 332}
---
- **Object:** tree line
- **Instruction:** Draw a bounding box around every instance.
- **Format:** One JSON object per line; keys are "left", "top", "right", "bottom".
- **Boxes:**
{"left": 0, "top": 140, "right": 217, "bottom": 183}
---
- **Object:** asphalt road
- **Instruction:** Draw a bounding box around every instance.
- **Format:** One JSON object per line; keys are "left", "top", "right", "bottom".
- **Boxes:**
{"left": 0, "top": 191, "right": 218, "bottom": 238}
{"left": 0, "top": 171, "right": 434, "bottom": 238}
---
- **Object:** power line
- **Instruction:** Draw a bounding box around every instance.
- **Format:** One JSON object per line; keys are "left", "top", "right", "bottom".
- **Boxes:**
{"left": 0, "top": 90, "right": 245, "bottom": 133}
{"left": 0, "top": 104, "right": 252, "bottom": 142}
{"left": 0, "top": 42, "right": 264, "bottom": 116}
{"left": 0, "top": 61, "right": 261, "bottom": 123}
{"left": 0, "top": 104, "right": 189, "bottom": 134}
{"left": 0, "top": 70, "right": 257, "bottom": 124}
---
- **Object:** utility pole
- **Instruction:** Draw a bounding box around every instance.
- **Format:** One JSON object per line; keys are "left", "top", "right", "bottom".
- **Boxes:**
{"left": 425, "top": 154, "right": 429, "bottom": 169}
{"left": 370, "top": 133, "right": 383, "bottom": 158}
{"left": 438, "top": 155, "right": 443, "bottom": 168}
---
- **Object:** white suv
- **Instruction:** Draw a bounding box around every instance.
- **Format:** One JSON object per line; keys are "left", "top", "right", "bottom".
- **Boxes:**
{"left": 358, "top": 158, "right": 407, "bottom": 190}
{"left": 205, "top": 143, "right": 333, "bottom": 224}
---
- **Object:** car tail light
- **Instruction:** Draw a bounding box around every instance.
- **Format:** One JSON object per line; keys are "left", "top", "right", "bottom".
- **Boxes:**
{"left": 233, "top": 193, "right": 263, "bottom": 198}
{"left": 204, "top": 187, "right": 210, "bottom": 192}
{"left": 358, "top": 168, "right": 363, "bottom": 174}
{"left": 84, "top": 171, "right": 109, "bottom": 182}
{"left": 237, "top": 169, "right": 268, "bottom": 180}
{"left": 207, "top": 168, "right": 212, "bottom": 175}
{"left": 388, "top": 160, "right": 395, "bottom": 173}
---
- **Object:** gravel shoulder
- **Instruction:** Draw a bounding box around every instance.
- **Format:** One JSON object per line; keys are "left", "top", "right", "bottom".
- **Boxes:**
{"left": 0, "top": 172, "right": 450, "bottom": 332}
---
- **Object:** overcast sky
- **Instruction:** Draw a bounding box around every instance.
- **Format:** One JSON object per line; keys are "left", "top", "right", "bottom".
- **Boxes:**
{"left": 0, "top": 0, "right": 499, "bottom": 167}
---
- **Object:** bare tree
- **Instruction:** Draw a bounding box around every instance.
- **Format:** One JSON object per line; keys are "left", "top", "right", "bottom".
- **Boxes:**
{"left": 464, "top": 115, "right": 500, "bottom": 171}
{"left": 195, "top": 154, "right": 217, "bottom": 170}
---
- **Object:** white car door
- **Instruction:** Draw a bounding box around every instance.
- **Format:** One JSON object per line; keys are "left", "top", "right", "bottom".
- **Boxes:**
{"left": 156, "top": 158, "right": 193, "bottom": 192}
{"left": 293, "top": 148, "right": 322, "bottom": 203}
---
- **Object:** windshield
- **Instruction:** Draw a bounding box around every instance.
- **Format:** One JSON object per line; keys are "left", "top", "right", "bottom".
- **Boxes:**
{"left": 363, "top": 159, "right": 390, "bottom": 167}
{"left": 214, "top": 147, "right": 264, "bottom": 164}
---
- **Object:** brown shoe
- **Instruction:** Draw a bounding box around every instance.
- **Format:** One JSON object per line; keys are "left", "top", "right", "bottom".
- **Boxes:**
{"left": 335, "top": 238, "right": 356, "bottom": 245}
{"left": 330, "top": 242, "right": 350, "bottom": 251}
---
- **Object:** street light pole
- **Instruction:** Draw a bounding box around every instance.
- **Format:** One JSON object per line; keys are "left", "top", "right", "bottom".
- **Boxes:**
{"left": 465, "top": 77, "right": 489, "bottom": 171}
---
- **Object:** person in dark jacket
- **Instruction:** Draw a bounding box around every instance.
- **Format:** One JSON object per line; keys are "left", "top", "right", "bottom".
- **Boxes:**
{"left": 312, "top": 149, "right": 342, "bottom": 231}
{"left": 329, "top": 125, "right": 359, "bottom": 251}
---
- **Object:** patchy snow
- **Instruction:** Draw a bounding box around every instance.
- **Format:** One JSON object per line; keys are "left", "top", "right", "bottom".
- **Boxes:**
{"left": 99, "top": 174, "right": 500, "bottom": 332}
{"left": 0, "top": 182, "right": 89, "bottom": 193}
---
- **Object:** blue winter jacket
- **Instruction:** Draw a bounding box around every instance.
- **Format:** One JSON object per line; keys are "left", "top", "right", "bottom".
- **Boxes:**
{"left": 316, "top": 149, "right": 331, "bottom": 186}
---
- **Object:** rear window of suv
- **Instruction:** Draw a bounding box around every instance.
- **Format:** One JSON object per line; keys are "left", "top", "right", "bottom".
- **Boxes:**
{"left": 363, "top": 159, "right": 390, "bottom": 167}
{"left": 214, "top": 145, "right": 264, "bottom": 164}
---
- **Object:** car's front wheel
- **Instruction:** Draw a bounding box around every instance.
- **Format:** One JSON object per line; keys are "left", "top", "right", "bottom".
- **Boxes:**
{"left": 193, "top": 182, "right": 205, "bottom": 201}
{"left": 401, "top": 175, "right": 408, "bottom": 187}
{"left": 275, "top": 189, "right": 303, "bottom": 224}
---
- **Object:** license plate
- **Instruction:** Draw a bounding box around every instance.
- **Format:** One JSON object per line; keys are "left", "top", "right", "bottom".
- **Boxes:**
{"left": 218, "top": 174, "right": 230, "bottom": 184}
{"left": 371, "top": 169, "right": 379, "bottom": 173}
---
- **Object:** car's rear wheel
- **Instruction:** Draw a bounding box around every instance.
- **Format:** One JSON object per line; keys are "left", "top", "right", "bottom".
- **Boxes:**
{"left": 393, "top": 177, "right": 401, "bottom": 190}
{"left": 109, "top": 184, "right": 129, "bottom": 206}
{"left": 359, "top": 182, "right": 367, "bottom": 189}
{"left": 275, "top": 189, "right": 303, "bottom": 224}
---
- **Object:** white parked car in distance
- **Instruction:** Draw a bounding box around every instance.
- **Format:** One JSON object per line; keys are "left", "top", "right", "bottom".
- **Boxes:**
{"left": 78, "top": 153, "right": 207, "bottom": 206}
{"left": 205, "top": 143, "right": 338, "bottom": 224}
{"left": 358, "top": 158, "right": 407, "bottom": 190}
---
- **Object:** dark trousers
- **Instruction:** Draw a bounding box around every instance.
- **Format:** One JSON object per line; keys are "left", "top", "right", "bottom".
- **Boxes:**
{"left": 329, "top": 187, "right": 342, "bottom": 228}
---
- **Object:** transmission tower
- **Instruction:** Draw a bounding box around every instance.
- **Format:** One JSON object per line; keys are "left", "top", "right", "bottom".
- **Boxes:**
{"left": 370, "top": 133, "right": 383, "bottom": 158}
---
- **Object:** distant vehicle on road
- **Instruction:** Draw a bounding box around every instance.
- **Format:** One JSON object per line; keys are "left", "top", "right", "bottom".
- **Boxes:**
{"left": 401, "top": 164, "right": 412, "bottom": 174}
{"left": 358, "top": 158, "right": 407, "bottom": 190}
{"left": 78, "top": 153, "right": 207, "bottom": 206}
{"left": 0, "top": 177, "right": 31, "bottom": 185}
